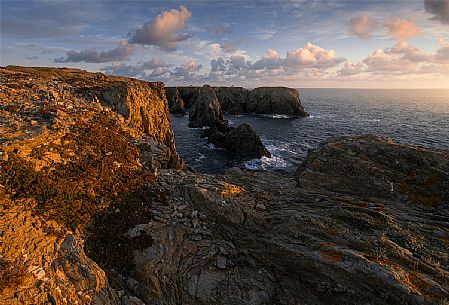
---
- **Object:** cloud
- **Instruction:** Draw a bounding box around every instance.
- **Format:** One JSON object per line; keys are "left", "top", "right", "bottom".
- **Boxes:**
{"left": 285, "top": 42, "right": 346, "bottom": 69}
{"left": 129, "top": 6, "right": 192, "bottom": 50}
{"left": 208, "top": 43, "right": 345, "bottom": 81}
{"left": 384, "top": 19, "right": 420, "bottom": 41}
{"left": 172, "top": 60, "right": 202, "bottom": 77}
{"left": 424, "top": 0, "right": 449, "bottom": 25}
{"left": 55, "top": 40, "right": 133, "bottom": 63}
{"left": 435, "top": 38, "right": 449, "bottom": 63}
{"left": 350, "top": 15, "right": 377, "bottom": 39}
{"left": 337, "top": 40, "right": 449, "bottom": 77}
{"left": 101, "top": 57, "right": 167, "bottom": 77}
{"left": 337, "top": 62, "right": 365, "bottom": 76}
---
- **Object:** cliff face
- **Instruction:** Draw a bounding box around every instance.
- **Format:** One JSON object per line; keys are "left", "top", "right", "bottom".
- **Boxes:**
{"left": 0, "top": 66, "right": 183, "bottom": 304}
{"left": 166, "top": 86, "right": 309, "bottom": 116}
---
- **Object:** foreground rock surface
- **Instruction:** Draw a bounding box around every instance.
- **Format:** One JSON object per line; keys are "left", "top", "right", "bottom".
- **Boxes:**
{"left": 98, "top": 135, "right": 448, "bottom": 305}
{"left": 167, "top": 86, "right": 309, "bottom": 116}
{"left": 1, "top": 67, "right": 447, "bottom": 305}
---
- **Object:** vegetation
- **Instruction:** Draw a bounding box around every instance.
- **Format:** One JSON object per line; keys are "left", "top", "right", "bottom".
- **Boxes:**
{"left": 0, "top": 112, "right": 154, "bottom": 230}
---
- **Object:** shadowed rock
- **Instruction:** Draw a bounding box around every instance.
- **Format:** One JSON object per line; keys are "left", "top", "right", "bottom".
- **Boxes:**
{"left": 209, "top": 123, "right": 271, "bottom": 160}
{"left": 165, "top": 87, "right": 185, "bottom": 114}
{"left": 188, "top": 85, "right": 228, "bottom": 131}
{"left": 167, "top": 85, "right": 309, "bottom": 116}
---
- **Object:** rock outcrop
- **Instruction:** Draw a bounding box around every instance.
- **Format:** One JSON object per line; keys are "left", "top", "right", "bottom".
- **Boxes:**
{"left": 246, "top": 87, "right": 307, "bottom": 116}
{"left": 166, "top": 86, "right": 309, "bottom": 116}
{"left": 188, "top": 85, "right": 228, "bottom": 131}
{"left": 213, "top": 86, "right": 248, "bottom": 114}
{"left": 86, "top": 133, "right": 448, "bottom": 305}
{"left": 209, "top": 123, "right": 271, "bottom": 159}
{"left": 165, "top": 87, "right": 185, "bottom": 115}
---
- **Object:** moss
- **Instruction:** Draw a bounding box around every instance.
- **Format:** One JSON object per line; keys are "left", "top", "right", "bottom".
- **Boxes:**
{"left": 0, "top": 258, "right": 27, "bottom": 292}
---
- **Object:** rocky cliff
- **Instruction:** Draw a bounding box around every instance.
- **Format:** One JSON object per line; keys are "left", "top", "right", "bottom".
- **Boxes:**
{"left": 0, "top": 66, "right": 183, "bottom": 304}
{"left": 166, "top": 86, "right": 309, "bottom": 116}
{"left": 1, "top": 67, "right": 448, "bottom": 305}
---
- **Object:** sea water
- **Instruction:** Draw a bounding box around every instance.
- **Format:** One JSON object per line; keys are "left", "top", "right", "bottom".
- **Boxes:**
{"left": 170, "top": 89, "right": 449, "bottom": 173}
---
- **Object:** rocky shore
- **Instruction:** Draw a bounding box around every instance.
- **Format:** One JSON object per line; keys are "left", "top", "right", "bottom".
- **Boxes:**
{"left": 1, "top": 67, "right": 448, "bottom": 305}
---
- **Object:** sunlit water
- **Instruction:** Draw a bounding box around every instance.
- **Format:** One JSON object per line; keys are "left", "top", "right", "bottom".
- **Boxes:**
{"left": 170, "top": 89, "right": 449, "bottom": 173}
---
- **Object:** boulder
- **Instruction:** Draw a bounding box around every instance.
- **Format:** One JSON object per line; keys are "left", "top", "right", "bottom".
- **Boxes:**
{"left": 188, "top": 85, "right": 228, "bottom": 131}
{"left": 209, "top": 123, "right": 271, "bottom": 160}
{"left": 246, "top": 87, "right": 308, "bottom": 116}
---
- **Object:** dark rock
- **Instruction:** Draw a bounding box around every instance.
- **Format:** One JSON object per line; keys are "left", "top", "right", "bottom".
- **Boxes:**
{"left": 167, "top": 86, "right": 308, "bottom": 116}
{"left": 165, "top": 87, "right": 185, "bottom": 114}
{"left": 213, "top": 87, "right": 248, "bottom": 114}
{"left": 209, "top": 123, "right": 271, "bottom": 160}
{"left": 188, "top": 85, "right": 228, "bottom": 131}
{"left": 246, "top": 87, "right": 308, "bottom": 116}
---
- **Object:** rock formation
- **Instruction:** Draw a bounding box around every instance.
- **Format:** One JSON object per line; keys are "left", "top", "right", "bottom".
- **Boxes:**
{"left": 213, "top": 86, "right": 248, "bottom": 114}
{"left": 165, "top": 87, "right": 185, "bottom": 115}
{"left": 209, "top": 123, "right": 271, "bottom": 159}
{"left": 188, "top": 85, "right": 228, "bottom": 131}
{"left": 166, "top": 86, "right": 309, "bottom": 116}
{"left": 1, "top": 67, "right": 448, "bottom": 305}
{"left": 246, "top": 87, "right": 307, "bottom": 116}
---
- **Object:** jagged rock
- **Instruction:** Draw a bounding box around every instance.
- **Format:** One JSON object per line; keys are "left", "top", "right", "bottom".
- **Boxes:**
{"left": 165, "top": 87, "right": 186, "bottom": 114}
{"left": 213, "top": 86, "right": 248, "bottom": 114}
{"left": 0, "top": 66, "right": 184, "bottom": 305}
{"left": 246, "top": 87, "right": 308, "bottom": 116}
{"left": 188, "top": 85, "right": 228, "bottom": 131}
{"left": 167, "top": 85, "right": 308, "bottom": 116}
{"left": 209, "top": 123, "right": 271, "bottom": 160}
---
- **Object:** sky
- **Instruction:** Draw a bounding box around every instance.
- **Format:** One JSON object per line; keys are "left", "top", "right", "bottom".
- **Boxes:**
{"left": 1, "top": 0, "right": 449, "bottom": 88}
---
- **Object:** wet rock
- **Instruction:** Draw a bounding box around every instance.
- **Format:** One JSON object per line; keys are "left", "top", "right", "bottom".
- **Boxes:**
{"left": 209, "top": 123, "right": 271, "bottom": 160}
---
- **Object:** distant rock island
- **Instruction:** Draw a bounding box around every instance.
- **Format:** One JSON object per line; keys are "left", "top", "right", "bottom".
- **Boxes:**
{"left": 166, "top": 85, "right": 309, "bottom": 116}
{"left": 1, "top": 66, "right": 448, "bottom": 305}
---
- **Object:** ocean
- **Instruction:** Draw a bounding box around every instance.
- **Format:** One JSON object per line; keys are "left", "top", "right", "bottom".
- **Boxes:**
{"left": 170, "top": 89, "right": 449, "bottom": 173}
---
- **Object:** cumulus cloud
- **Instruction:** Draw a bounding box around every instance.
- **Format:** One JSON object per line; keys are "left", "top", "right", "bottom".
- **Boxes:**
{"left": 208, "top": 43, "right": 345, "bottom": 81}
{"left": 101, "top": 57, "right": 167, "bottom": 77}
{"left": 337, "top": 62, "right": 365, "bottom": 76}
{"left": 337, "top": 40, "right": 449, "bottom": 77}
{"left": 55, "top": 40, "right": 133, "bottom": 63}
{"left": 129, "top": 6, "right": 192, "bottom": 50}
{"left": 384, "top": 19, "right": 421, "bottom": 41}
{"left": 425, "top": 0, "right": 449, "bottom": 25}
{"left": 350, "top": 15, "right": 377, "bottom": 39}
{"left": 172, "top": 60, "right": 202, "bottom": 77}
{"left": 285, "top": 42, "right": 346, "bottom": 69}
